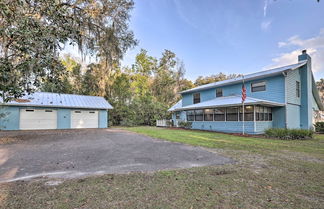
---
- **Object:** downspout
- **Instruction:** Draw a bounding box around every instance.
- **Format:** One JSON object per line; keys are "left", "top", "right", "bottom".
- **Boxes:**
{"left": 282, "top": 71, "right": 288, "bottom": 128}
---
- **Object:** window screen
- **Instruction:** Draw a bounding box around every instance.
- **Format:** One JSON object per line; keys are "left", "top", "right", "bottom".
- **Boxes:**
{"left": 193, "top": 93, "right": 200, "bottom": 104}
{"left": 251, "top": 81, "right": 266, "bottom": 92}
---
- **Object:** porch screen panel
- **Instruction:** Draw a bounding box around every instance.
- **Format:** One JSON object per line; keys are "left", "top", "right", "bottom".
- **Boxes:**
{"left": 214, "top": 108, "right": 225, "bottom": 121}
{"left": 264, "top": 107, "right": 269, "bottom": 121}
{"left": 176, "top": 112, "right": 180, "bottom": 119}
{"left": 226, "top": 107, "right": 238, "bottom": 121}
{"left": 239, "top": 105, "right": 254, "bottom": 121}
{"left": 186, "top": 111, "right": 195, "bottom": 121}
{"left": 204, "top": 109, "right": 213, "bottom": 121}
{"left": 195, "top": 110, "right": 203, "bottom": 121}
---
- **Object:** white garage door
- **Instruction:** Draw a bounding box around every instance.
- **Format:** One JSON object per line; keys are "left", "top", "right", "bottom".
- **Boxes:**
{"left": 20, "top": 109, "right": 57, "bottom": 130}
{"left": 71, "top": 110, "right": 98, "bottom": 129}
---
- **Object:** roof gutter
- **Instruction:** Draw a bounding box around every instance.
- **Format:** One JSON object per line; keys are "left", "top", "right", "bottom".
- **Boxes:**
{"left": 0, "top": 103, "right": 113, "bottom": 110}
{"left": 173, "top": 101, "right": 285, "bottom": 111}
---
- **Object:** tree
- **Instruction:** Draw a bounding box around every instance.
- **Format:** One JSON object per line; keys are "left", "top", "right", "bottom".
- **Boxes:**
{"left": 194, "top": 73, "right": 242, "bottom": 86}
{"left": 0, "top": 0, "right": 136, "bottom": 102}
{"left": 316, "top": 78, "right": 324, "bottom": 102}
{"left": 41, "top": 55, "right": 83, "bottom": 94}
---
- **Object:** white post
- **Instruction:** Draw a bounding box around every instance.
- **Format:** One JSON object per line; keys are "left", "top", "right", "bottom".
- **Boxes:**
{"left": 253, "top": 105, "right": 256, "bottom": 133}
{"left": 242, "top": 101, "right": 245, "bottom": 135}
{"left": 242, "top": 76, "right": 245, "bottom": 135}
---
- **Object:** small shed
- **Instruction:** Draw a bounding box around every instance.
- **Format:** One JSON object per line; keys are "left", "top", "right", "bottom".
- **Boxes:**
{"left": 0, "top": 92, "right": 113, "bottom": 130}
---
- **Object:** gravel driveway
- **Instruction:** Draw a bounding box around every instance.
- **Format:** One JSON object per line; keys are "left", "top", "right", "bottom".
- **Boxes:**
{"left": 0, "top": 128, "right": 231, "bottom": 182}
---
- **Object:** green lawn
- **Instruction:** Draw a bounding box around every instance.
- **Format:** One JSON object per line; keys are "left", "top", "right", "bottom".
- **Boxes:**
{"left": 1, "top": 127, "right": 323, "bottom": 209}
{"left": 125, "top": 126, "right": 324, "bottom": 156}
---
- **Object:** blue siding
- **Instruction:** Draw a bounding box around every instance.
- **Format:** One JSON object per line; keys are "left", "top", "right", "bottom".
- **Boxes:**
{"left": 286, "top": 104, "right": 300, "bottom": 129}
{"left": 299, "top": 56, "right": 313, "bottom": 129}
{"left": 256, "top": 122, "right": 272, "bottom": 133}
{"left": 201, "top": 88, "right": 215, "bottom": 102}
{"left": 182, "top": 93, "right": 193, "bottom": 106}
{"left": 0, "top": 106, "right": 20, "bottom": 130}
{"left": 286, "top": 69, "right": 301, "bottom": 105}
{"left": 272, "top": 107, "right": 286, "bottom": 128}
{"left": 222, "top": 75, "right": 285, "bottom": 103}
{"left": 191, "top": 121, "right": 255, "bottom": 134}
{"left": 57, "top": 109, "right": 71, "bottom": 129}
{"left": 99, "top": 110, "right": 108, "bottom": 128}
{"left": 0, "top": 106, "right": 109, "bottom": 130}
{"left": 181, "top": 75, "right": 285, "bottom": 108}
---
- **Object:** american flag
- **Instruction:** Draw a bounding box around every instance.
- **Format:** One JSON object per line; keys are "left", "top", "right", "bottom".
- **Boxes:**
{"left": 242, "top": 83, "right": 246, "bottom": 103}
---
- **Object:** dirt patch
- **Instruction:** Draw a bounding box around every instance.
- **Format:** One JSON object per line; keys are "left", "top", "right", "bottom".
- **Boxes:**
{"left": 0, "top": 137, "right": 21, "bottom": 145}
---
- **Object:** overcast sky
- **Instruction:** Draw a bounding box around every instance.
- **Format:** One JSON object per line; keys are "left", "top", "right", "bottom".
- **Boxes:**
{"left": 65, "top": 0, "right": 324, "bottom": 81}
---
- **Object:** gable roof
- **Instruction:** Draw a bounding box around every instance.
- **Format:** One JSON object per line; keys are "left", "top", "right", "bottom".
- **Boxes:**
{"left": 168, "top": 95, "right": 284, "bottom": 112}
{"left": 0, "top": 92, "right": 113, "bottom": 110}
{"left": 180, "top": 60, "right": 307, "bottom": 94}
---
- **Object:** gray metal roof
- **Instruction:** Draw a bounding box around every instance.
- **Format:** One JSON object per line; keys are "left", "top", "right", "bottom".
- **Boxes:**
{"left": 0, "top": 92, "right": 113, "bottom": 110}
{"left": 168, "top": 95, "right": 284, "bottom": 111}
{"left": 168, "top": 100, "right": 182, "bottom": 111}
{"left": 180, "top": 60, "right": 307, "bottom": 94}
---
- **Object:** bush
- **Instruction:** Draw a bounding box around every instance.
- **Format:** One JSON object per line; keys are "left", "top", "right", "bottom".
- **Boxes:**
{"left": 314, "top": 122, "right": 324, "bottom": 133}
{"left": 178, "top": 121, "right": 192, "bottom": 129}
{"left": 166, "top": 120, "right": 173, "bottom": 127}
{"left": 265, "top": 128, "right": 314, "bottom": 140}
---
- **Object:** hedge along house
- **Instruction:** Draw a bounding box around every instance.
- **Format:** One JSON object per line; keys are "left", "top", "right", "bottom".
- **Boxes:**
{"left": 169, "top": 50, "right": 324, "bottom": 134}
{"left": 0, "top": 92, "right": 113, "bottom": 130}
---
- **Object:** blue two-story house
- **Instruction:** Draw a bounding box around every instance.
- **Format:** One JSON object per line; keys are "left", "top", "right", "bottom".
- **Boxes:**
{"left": 168, "top": 50, "right": 324, "bottom": 134}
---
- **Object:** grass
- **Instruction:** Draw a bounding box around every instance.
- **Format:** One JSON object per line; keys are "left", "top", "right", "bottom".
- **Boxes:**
{"left": 125, "top": 126, "right": 324, "bottom": 156}
{"left": 0, "top": 126, "right": 323, "bottom": 209}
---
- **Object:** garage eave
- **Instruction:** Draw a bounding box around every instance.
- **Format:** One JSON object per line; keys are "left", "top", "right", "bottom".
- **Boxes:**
{"left": 0, "top": 103, "right": 112, "bottom": 110}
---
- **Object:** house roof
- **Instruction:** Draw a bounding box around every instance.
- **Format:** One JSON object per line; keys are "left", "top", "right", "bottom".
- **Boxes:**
{"left": 168, "top": 100, "right": 182, "bottom": 111}
{"left": 0, "top": 92, "right": 113, "bottom": 110}
{"left": 168, "top": 95, "right": 285, "bottom": 112}
{"left": 180, "top": 60, "right": 307, "bottom": 94}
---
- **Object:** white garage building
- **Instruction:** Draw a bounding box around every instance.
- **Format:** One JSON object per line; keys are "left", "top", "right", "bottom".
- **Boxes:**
{"left": 0, "top": 92, "right": 113, "bottom": 130}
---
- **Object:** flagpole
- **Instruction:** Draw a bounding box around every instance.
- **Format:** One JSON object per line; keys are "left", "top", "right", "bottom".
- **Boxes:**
{"left": 242, "top": 76, "right": 245, "bottom": 135}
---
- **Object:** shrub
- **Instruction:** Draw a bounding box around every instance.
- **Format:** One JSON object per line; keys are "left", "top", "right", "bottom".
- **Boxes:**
{"left": 265, "top": 128, "right": 313, "bottom": 140}
{"left": 314, "top": 122, "right": 324, "bottom": 133}
{"left": 165, "top": 120, "right": 173, "bottom": 127}
{"left": 178, "top": 121, "right": 192, "bottom": 129}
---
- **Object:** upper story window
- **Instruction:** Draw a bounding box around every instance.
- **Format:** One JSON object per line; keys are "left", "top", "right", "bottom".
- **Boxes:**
{"left": 193, "top": 93, "right": 200, "bottom": 104}
{"left": 216, "top": 88, "right": 223, "bottom": 97}
{"left": 251, "top": 81, "right": 266, "bottom": 92}
{"left": 296, "top": 81, "right": 300, "bottom": 98}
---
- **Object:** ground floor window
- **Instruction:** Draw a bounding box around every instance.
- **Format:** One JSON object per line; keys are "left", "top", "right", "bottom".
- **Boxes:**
{"left": 186, "top": 105, "right": 272, "bottom": 122}
{"left": 256, "top": 106, "right": 272, "bottom": 121}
